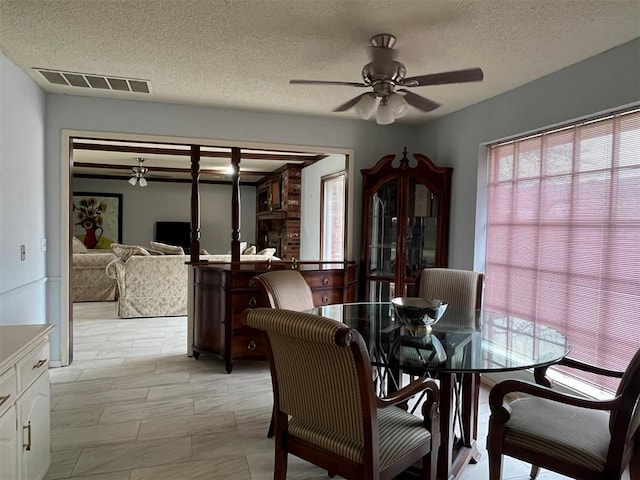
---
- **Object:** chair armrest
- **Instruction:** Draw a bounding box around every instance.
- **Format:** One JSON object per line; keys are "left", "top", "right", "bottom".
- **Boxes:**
{"left": 377, "top": 377, "right": 439, "bottom": 409}
{"left": 489, "top": 379, "right": 618, "bottom": 424}
{"left": 559, "top": 357, "right": 625, "bottom": 378}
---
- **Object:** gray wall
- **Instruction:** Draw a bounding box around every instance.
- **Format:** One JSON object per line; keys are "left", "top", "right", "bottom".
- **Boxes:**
{"left": 44, "top": 90, "right": 416, "bottom": 362}
{"left": 2, "top": 38, "right": 638, "bottom": 364}
{"left": 0, "top": 54, "right": 48, "bottom": 327}
{"left": 415, "top": 38, "right": 640, "bottom": 271}
{"left": 72, "top": 178, "right": 257, "bottom": 253}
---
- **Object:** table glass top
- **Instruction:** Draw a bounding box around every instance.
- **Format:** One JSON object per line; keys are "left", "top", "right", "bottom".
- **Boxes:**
{"left": 309, "top": 302, "right": 570, "bottom": 374}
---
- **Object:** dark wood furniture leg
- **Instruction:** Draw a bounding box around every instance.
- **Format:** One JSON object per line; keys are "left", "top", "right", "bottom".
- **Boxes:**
{"left": 437, "top": 373, "right": 480, "bottom": 479}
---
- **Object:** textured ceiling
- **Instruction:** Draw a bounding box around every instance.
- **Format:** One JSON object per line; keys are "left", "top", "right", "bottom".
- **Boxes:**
{"left": 1, "top": 0, "right": 639, "bottom": 124}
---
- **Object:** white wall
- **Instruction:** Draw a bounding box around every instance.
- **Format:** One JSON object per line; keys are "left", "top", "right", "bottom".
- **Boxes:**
{"left": 72, "top": 178, "right": 257, "bottom": 253}
{"left": 300, "top": 154, "right": 346, "bottom": 259}
{"left": 0, "top": 54, "right": 48, "bottom": 329}
{"left": 416, "top": 38, "right": 640, "bottom": 271}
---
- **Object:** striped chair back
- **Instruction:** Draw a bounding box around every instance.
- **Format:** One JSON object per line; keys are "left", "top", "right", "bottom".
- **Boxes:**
{"left": 419, "top": 268, "right": 484, "bottom": 310}
{"left": 244, "top": 308, "right": 375, "bottom": 461}
{"left": 252, "top": 270, "right": 314, "bottom": 311}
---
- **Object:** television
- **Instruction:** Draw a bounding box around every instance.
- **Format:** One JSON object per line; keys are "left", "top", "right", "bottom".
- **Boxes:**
{"left": 155, "top": 221, "right": 191, "bottom": 252}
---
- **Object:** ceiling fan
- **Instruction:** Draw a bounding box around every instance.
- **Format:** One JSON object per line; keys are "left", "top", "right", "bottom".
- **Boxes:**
{"left": 289, "top": 33, "right": 484, "bottom": 125}
{"left": 128, "top": 157, "right": 149, "bottom": 187}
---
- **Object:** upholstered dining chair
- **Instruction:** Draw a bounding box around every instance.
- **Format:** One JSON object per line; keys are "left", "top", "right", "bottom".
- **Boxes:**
{"left": 251, "top": 270, "right": 315, "bottom": 311}
{"left": 250, "top": 270, "right": 315, "bottom": 437}
{"left": 242, "top": 308, "right": 442, "bottom": 480}
{"left": 487, "top": 348, "right": 640, "bottom": 479}
{"left": 418, "top": 268, "right": 484, "bottom": 311}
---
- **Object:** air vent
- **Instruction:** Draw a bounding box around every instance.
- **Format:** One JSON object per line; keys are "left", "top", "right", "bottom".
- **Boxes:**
{"left": 35, "top": 68, "right": 151, "bottom": 94}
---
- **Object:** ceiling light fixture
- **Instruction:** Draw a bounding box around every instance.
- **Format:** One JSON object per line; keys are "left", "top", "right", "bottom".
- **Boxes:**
{"left": 128, "top": 157, "right": 148, "bottom": 187}
{"left": 354, "top": 91, "right": 409, "bottom": 125}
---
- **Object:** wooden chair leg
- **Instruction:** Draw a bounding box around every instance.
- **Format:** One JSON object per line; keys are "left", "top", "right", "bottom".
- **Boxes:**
{"left": 530, "top": 465, "right": 540, "bottom": 479}
{"left": 488, "top": 450, "right": 503, "bottom": 480}
{"left": 274, "top": 437, "right": 288, "bottom": 480}
{"left": 267, "top": 411, "right": 274, "bottom": 438}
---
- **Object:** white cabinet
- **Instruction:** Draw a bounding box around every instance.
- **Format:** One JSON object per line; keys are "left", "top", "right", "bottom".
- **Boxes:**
{"left": 0, "top": 406, "right": 18, "bottom": 480}
{"left": 0, "top": 325, "right": 54, "bottom": 480}
{"left": 18, "top": 373, "right": 51, "bottom": 480}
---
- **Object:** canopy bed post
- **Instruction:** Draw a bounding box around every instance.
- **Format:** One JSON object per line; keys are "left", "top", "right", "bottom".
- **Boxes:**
{"left": 230, "top": 147, "right": 241, "bottom": 262}
{"left": 190, "top": 145, "right": 201, "bottom": 262}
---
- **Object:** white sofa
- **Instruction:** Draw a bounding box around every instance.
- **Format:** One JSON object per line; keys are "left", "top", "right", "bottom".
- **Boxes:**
{"left": 72, "top": 251, "right": 118, "bottom": 302}
{"left": 106, "top": 254, "right": 275, "bottom": 318}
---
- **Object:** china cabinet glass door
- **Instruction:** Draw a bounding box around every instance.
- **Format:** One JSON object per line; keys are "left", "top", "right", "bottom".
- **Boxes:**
{"left": 361, "top": 149, "right": 452, "bottom": 301}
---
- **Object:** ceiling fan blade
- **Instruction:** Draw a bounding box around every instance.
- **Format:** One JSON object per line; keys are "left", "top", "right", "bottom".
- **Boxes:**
{"left": 332, "top": 92, "right": 375, "bottom": 112}
{"left": 404, "top": 67, "right": 484, "bottom": 86}
{"left": 397, "top": 89, "right": 440, "bottom": 112}
{"left": 289, "top": 79, "right": 367, "bottom": 87}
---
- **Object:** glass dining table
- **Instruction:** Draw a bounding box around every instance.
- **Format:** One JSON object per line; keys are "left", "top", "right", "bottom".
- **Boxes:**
{"left": 307, "top": 302, "right": 571, "bottom": 480}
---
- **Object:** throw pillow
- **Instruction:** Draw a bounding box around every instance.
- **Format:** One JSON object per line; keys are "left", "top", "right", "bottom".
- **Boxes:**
{"left": 227, "top": 242, "right": 248, "bottom": 254}
{"left": 242, "top": 245, "right": 257, "bottom": 255}
{"left": 149, "top": 241, "right": 185, "bottom": 255}
{"left": 111, "top": 243, "right": 151, "bottom": 261}
{"left": 72, "top": 236, "right": 88, "bottom": 253}
{"left": 257, "top": 247, "right": 276, "bottom": 257}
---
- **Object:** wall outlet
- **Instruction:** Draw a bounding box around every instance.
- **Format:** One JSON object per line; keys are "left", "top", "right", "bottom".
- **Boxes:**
{"left": 20, "top": 244, "right": 26, "bottom": 261}
{"left": 41, "top": 238, "right": 47, "bottom": 252}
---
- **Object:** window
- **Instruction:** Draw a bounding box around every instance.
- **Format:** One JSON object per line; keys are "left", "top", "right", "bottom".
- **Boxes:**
{"left": 320, "top": 172, "right": 346, "bottom": 261}
{"left": 485, "top": 109, "right": 640, "bottom": 392}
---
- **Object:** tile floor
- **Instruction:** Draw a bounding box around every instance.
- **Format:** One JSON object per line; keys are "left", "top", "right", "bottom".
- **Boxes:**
{"left": 45, "top": 302, "right": 573, "bottom": 480}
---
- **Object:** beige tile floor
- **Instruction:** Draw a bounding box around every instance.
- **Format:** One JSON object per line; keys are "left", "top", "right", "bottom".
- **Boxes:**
{"left": 45, "top": 302, "right": 573, "bottom": 480}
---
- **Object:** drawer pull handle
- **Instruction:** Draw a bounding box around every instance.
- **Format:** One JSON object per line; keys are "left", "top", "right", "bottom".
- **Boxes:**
{"left": 23, "top": 421, "right": 32, "bottom": 451}
{"left": 32, "top": 359, "right": 47, "bottom": 369}
{"left": 248, "top": 297, "right": 257, "bottom": 307}
{"left": 322, "top": 277, "right": 329, "bottom": 286}
{"left": 247, "top": 340, "right": 256, "bottom": 351}
{"left": 0, "top": 394, "right": 11, "bottom": 407}
{"left": 322, "top": 294, "right": 329, "bottom": 304}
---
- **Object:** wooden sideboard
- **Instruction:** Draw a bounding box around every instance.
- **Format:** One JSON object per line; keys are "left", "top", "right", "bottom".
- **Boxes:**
{"left": 190, "top": 261, "right": 357, "bottom": 372}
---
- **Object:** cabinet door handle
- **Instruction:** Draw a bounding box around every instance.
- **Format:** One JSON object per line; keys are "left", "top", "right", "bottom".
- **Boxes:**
{"left": 32, "top": 359, "right": 47, "bottom": 369}
{"left": 0, "top": 394, "right": 11, "bottom": 407}
{"left": 247, "top": 340, "right": 256, "bottom": 351}
{"left": 23, "top": 421, "right": 32, "bottom": 451}
{"left": 248, "top": 297, "right": 257, "bottom": 307}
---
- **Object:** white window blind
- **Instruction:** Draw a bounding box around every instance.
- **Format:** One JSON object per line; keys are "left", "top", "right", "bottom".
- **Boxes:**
{"left": 485, "top": 109, "right": 640, "bottom": 392}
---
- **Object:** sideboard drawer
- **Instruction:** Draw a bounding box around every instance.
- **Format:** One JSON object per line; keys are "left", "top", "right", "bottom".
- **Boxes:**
{"left": 16, "top": 340, "right": 49, "bottom": 392}
{"left": 231, "top": 291, "right": 269, "bottom": 311}
{"left": 231, "top": 333, "right": 268, "bottom": 358}
{"left": 0, "top": 367, "right": 17, "bottom": 417}
{"left": 304, "top": 272, "right": 344, "bottom": 288}
{"left": 312, "top": 290, "right": 343, "bottom": 306}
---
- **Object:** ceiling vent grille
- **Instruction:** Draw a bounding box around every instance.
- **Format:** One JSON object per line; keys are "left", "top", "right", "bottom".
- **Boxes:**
{"left": 35, "top": 68, "right": 151, "bottom": 94}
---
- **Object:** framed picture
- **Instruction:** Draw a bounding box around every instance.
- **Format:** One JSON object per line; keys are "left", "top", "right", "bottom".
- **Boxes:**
{"left": 72, "top": 192, "right": 122, "bottom": 249}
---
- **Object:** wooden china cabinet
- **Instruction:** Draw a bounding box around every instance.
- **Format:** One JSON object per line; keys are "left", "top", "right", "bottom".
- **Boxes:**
{"left": 360, "top": 148, "right": 452, "bottom": 300}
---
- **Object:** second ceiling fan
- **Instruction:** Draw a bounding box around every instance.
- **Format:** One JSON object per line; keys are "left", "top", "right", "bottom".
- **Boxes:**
{"left": 289, "top": 33, "right": 484, "bottom": 125}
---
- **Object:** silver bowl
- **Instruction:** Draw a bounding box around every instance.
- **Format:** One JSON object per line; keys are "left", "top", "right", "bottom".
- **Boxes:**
{"left": 391, "top": 297, "right": 448, "bottom": 327}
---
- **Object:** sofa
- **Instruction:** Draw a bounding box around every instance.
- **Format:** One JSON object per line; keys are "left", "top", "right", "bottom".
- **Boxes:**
{"left": 106, "top": 253, "right": 277, "bottom": 318}
{"left": 72, "top": 238, "right": 118, "bottom": 302}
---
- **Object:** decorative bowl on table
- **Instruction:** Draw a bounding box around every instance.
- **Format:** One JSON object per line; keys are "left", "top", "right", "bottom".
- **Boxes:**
{"left": 391, "top": 297, "right": 448, "bottom": 329}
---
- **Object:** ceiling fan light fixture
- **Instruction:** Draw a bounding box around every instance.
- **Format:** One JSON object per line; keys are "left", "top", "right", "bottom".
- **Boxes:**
{"left": 376, "top": 98, "right": 395, "bottom": 125}
{"left": 128, "top": 157, "right": 149, "bottom": 187}
{"left": 355, "top": 94, "right": 377, "bottom": 120}
{"left": 388, "top": 92, "right": 409, "bottom": 119}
